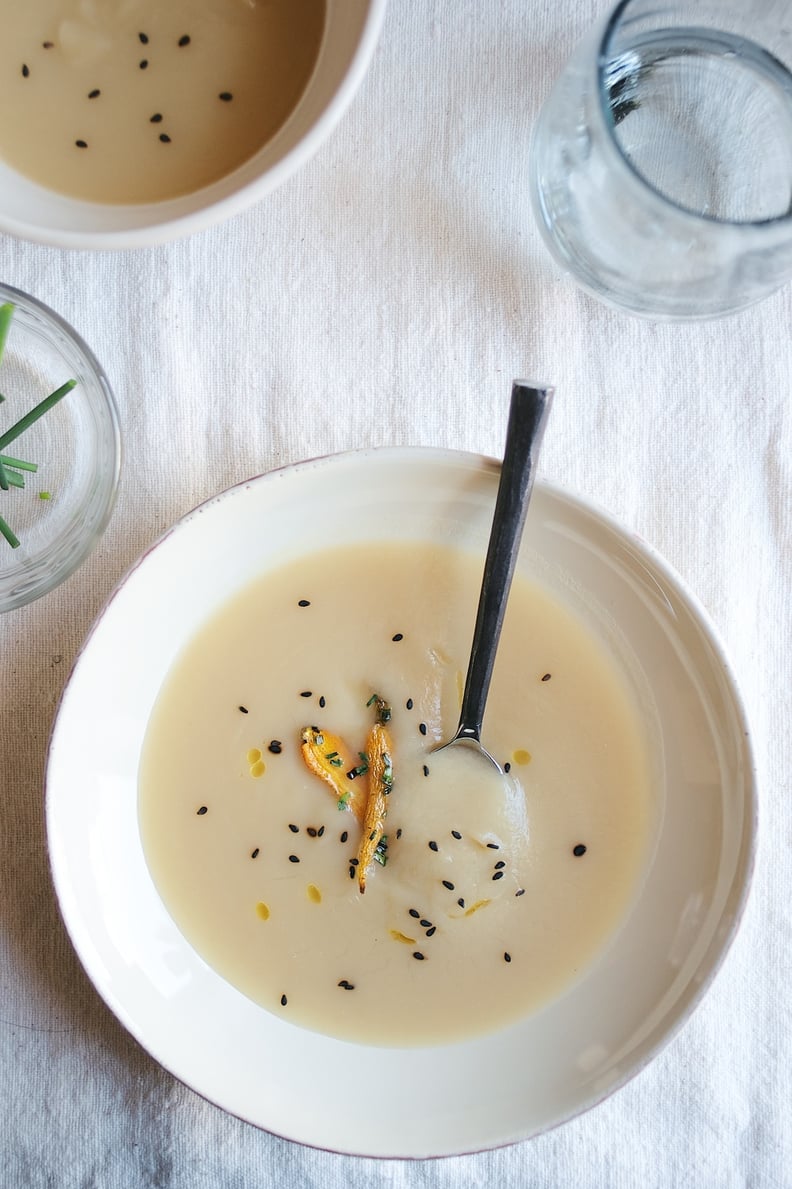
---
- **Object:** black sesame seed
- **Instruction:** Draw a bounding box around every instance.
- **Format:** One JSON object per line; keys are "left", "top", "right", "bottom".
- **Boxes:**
{"left": 349, "top": 865, "right": 355, "bottom": 879}
{"left": 288, "top": 855, "right": 300, "bottom": 864}
{"left": 139, "top": 32, "right": 149, "bottom": 44}
{"left": 426, "top": 926, "right": 436, "bottom": 937}
{"left": 406, "top": 698, "right": 414, "bottom": 710}
{"left": 268, "top": 741, "right": 282, "bottom": 754}
{"left": 340, "top": 830, "right": 349, "bottom": 844}
{"left": 319, "top": 695, "right": 326, "bottom": 708}
{"left": 337, "top": 980, "right": 355, "bottom": 990}
{"left": 408, "top": 908, "right": 420, "bottom": 919}
{"left": 487, "top": 842, "right": 500, "bottom": 850}
{"left": 88, "top": 89, "right": 100, "bottom": 99}
{"left": 150, "top": 112, "right": 163, "bottom": 123}
{"left": 396, "top": 828, "right": 403, "bottom": 840}
{"left": 451, "top": 829, "right": 462, "bottom": 840}
{"left": 350, "top": 857, "right": 359, "bottom": 867}
{"left": 412, "top": 952, "right": 425, "bottom": 961}
{"left": 428, "top": 840, "right": 438, "bottom": 852}
{"left": 492, "top": 870, "right": 504, "bottom": 881}
{"left": 196, "top": 806, "right": 208, "bottom": 815}
{"left": 420, "top": 919, "right": 432, "bottom": 928}
{"left": 419, "top": 722, "right": 427, "bottom": 736}
{"left": 494, "top": 860, "right": 506, "bottom": 870}
{"left": 392, "top": 633, "right": 404, "bottom": 642}
{"left": 307, "top": 827, "right": 317, "bottom": 838}
{"left": 43, "top": 41, "right": 54, "bottom": 49}
{"left": 159, "top": 133, "right": 171, "bottom": 143}
{"left": 22, "top": 64, "right": 30, "bottom": 78}
{"left": 75, "top": 139, "right": 88, "bottom": 148}
{"left": 423, "top": 765, "right": 430, "bottom": 777}
{"left": 298, "top": 599, "right": 310, "bottom": 607}
{"left": 457, "top": 898, "right": 465, "bottom": 908}
{"left": 139, "top": 59, "right": 149, "bottom": 69}
{"left": 300, "top": 690, "right": 312, "bottom": 698}
{"left": 317, "top": 826, "right": 325, "bottom": 837}
{"left": 219, "top": 91, "right": 233, "bottom": 101}
{"left": 515, "top": 888, "right": 526, "bottom": 897}
{"left": 504, "top": 952, "right": 512, "bottom": 963}
{"left": 504, "top": 762, "right": 511, "bottom": 773}
{"left": 541, "top": 673, "right": 552, "bottom": 682}
{"left": 288, "top": 823, "right": 299, "bottom": 833}
{"left": 251, "top": 847, "right": 259, "bottom": 858}
{"left": 573, "top": 843, "right": 587, "bottom": 857}
{"left": 178, "top": 34, "right": 191, "bottom": 47}
{"left": 442, "top": 880, "right": 455, "bottom": 891}
{"left": 280, "top": 994, "right": 287, "bottom": 1006}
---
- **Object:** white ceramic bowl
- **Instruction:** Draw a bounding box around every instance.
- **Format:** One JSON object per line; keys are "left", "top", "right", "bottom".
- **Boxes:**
{"left": 0, "top": 1, "right": 386, "bottom": 249}
{"left": 46, "top": 449, "right": 755, "bottom": 1157}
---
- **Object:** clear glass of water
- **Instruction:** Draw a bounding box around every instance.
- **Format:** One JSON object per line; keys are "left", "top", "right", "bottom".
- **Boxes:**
{"left": 530, "top": 0, "right": 792, "bottom": 318}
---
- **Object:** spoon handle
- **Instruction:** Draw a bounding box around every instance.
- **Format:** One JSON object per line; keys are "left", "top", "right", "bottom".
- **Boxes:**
{"left": 453, "top": 380, "right": 554, "bottom": 745}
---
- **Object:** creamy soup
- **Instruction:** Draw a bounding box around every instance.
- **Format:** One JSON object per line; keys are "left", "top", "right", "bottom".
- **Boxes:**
{"left": 0, "top": 0, "right": 325, "bottom": 203}
{"left": 139, "top": 541, "right": 654, "bottom": 1046}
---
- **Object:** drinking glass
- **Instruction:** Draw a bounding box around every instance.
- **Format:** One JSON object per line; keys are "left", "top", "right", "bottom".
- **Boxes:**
{"left": 530, "top": 0, "right": 792, "bottom": 318}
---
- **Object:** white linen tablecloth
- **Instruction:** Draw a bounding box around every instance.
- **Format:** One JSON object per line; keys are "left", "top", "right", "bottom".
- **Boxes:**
{"left": 1, "top": 2, "right": 789, "bottom": 1185}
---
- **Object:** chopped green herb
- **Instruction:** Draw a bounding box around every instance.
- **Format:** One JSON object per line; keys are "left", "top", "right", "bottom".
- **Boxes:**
{"left": 337, "top": 792, "right": 350, "bottom": 810}
{"left": 0, "top": 379, "right": 76, "bottom": 453}
{"left": 0, "top": 454, "right": 37, "bottom": 472}
{"left": 0, "top": 514, "right": 19, "bottom": 549}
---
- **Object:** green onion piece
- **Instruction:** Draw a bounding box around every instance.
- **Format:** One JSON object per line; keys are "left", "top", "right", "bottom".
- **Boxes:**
{"left": 0, "top": 515, "right": 20, "bottom": 549}
{"left": 0, "top": 455, "right": 8, "bottom": 491}
{"left": 0, "top": 303, "right": 14, "bottom": 367}
{"left": 0, "top": 454, "right": 38, "bottom": 472}
{"left": 0, "top": 378, "right": 76, "bottom": 452}
{"left": 39, "top": 491, "right": 51, "bottom": 500}
{"left": 4, "top": 468, "right": 25, "bottom": 489}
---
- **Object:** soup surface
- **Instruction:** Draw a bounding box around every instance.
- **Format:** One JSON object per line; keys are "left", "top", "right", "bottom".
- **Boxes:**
{"left": 0, "top": 0, "right": 325, "bottom": 203}
{"left": 139, "top": 541, "right": 654, "bottom": 1046}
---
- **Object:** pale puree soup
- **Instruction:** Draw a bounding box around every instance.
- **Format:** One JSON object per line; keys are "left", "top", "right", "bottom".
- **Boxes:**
{"left": 0, "top": 0, "right": 325, "bottom": 204}
{"left": 139, "top": 541, "right": 654, "bottom": 1046}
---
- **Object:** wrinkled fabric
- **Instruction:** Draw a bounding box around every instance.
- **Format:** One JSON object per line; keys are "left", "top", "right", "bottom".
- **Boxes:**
{"left": 0, "top": 2, "right": 789, "bottom": 1187}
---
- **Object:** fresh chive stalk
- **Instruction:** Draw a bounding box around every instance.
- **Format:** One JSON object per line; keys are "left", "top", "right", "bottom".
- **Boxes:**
{"left": 0, "top": 454, "right": 38, "bottom": 472}
{"left": 0, "top": 379, "right": 76, "bottom": 452}
{"left": 0, "top": 515, "right": 20, "bottom": 549}
{"left": 0, "top": 304, "right": 14, "bottom": 367}
{"left": 3, "top": 468, "right": 25, "bottom": 489}
{"left": 0, "top": 456, "right": 8, "bottom": 491}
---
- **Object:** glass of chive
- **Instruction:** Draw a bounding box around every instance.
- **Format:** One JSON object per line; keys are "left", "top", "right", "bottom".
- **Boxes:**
{"left": 0, "top": 284, "right": 120, "bottom": 612}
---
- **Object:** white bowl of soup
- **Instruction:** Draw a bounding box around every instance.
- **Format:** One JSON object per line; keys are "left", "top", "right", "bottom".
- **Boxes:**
{"left": 0, "top": 0, "right": 386, "bottom": 248}
{"left": 46, "top": 448, "right": 756, "bottom": 1156}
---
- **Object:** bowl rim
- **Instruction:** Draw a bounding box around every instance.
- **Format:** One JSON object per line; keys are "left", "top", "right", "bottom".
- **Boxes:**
{"left": 45, "top": 445, "right": 758, "bottom": 1155}
{"left": 0, "top": 282, "right": 121, "bottom": 611}
{"left": 0, "top": 0, "right": 389, "bottom": 250}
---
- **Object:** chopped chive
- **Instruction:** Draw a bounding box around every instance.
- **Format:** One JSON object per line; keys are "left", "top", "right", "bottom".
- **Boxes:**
{"left": 0, "top": 515, "right": 19, "bottom": 549}
{"left": 0, "top": 379, "right": 76, "bottom": 452}
{"left": 0, "top": 454, "right": 36, "bottom": 472}
{"left": 4, "top": 467, "right": 26, "bottom": 489}
{"left": 325, "top": 751, "right": 339, "bottom": 760}
{"left": 0, "top": 303, "right": 14, "bottom": 364}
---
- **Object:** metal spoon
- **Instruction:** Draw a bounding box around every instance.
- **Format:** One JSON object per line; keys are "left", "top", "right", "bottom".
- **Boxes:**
{"left": 434, "top": 380, "right": 553, "bottom": 771}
